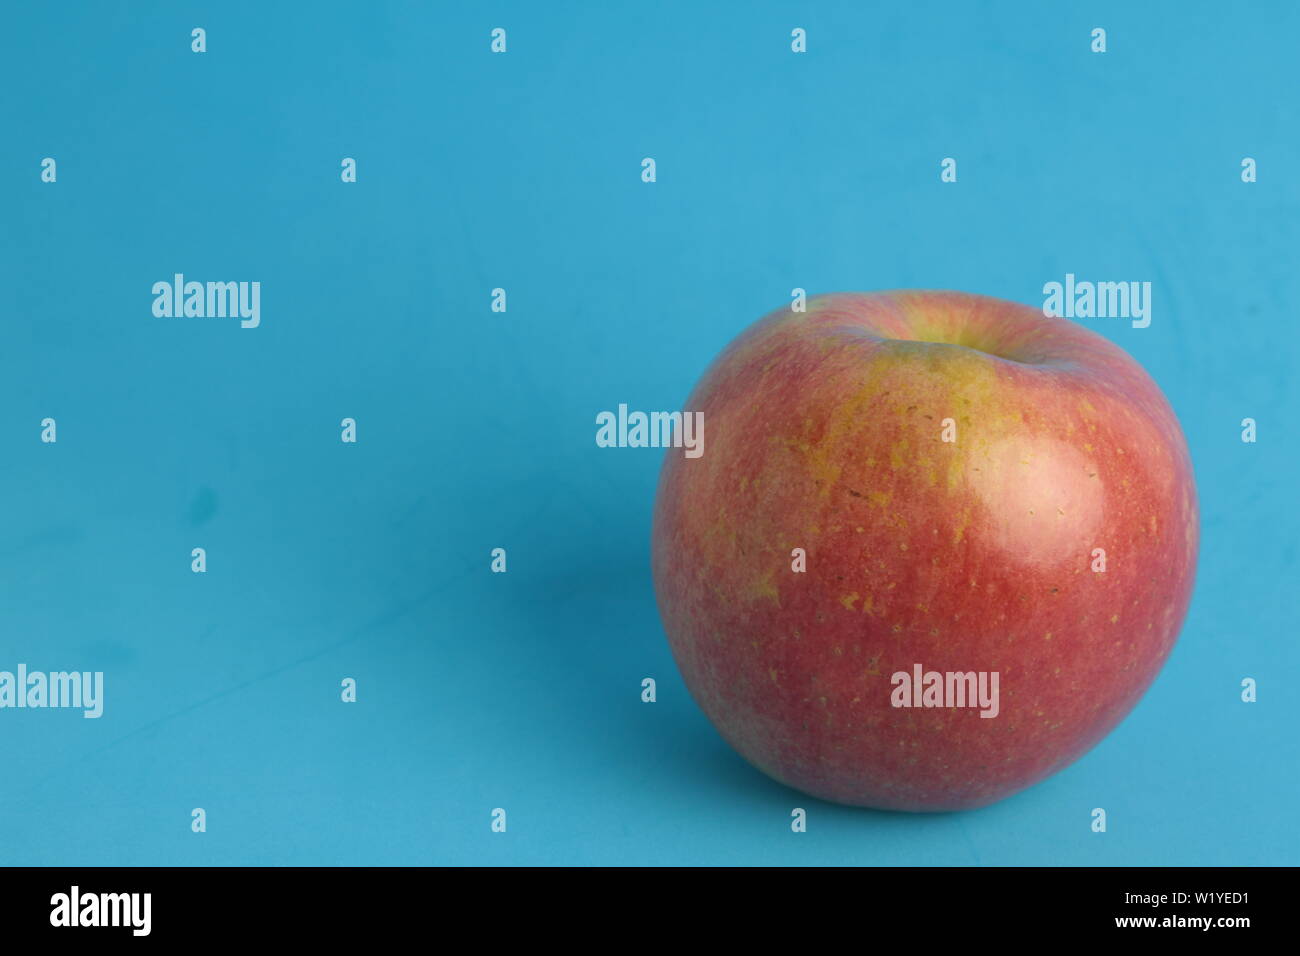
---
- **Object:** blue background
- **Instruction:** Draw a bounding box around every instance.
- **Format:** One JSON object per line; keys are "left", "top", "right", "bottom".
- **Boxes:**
{"left": 1, "top": 1, "right": 1296, "bottom": 866}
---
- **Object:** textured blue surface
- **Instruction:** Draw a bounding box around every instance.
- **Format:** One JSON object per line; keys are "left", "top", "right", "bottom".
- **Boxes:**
{"left": 1, "top": 1, "right": 1296, "bottom": 865}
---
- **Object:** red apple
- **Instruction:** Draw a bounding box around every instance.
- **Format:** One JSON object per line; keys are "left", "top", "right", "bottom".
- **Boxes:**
{"left": 651, "top": 291, "right": 1198, "bottom": 811}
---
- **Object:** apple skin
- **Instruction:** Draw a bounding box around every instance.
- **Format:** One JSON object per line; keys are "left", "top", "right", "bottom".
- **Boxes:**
{"left": 651, "top": 291, "right": 1198, "bottom": 811}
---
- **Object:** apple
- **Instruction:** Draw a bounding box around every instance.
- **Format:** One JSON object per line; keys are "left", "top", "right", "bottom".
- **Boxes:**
{"left": 651, "top": 291, "right": 1198, "bottom": 811}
